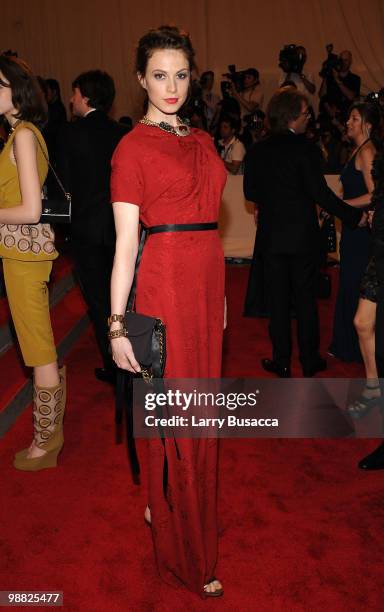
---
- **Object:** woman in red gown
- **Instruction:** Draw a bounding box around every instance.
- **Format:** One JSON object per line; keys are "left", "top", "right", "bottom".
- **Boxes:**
{"left": 109, "top": 27, "right": 226, "bottom": 597}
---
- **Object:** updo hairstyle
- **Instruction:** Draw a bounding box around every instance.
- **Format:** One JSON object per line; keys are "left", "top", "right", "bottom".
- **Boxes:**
{"left": 135, "top": 25, "right": 196, "bottom": 76}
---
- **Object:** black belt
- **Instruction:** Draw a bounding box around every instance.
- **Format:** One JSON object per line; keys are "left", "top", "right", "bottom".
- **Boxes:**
{"left": 146, "top": 222, "right": 218, "bottom": 235}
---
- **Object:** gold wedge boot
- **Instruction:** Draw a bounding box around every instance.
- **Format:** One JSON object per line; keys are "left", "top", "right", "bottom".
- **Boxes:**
{"left": 14, "top": 366, "right": 66, "bottom": 471}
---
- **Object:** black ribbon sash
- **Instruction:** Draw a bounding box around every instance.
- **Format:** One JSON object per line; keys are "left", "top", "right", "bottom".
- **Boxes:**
{"left": 116, "top": 221, "right": 218, "bottom": 503}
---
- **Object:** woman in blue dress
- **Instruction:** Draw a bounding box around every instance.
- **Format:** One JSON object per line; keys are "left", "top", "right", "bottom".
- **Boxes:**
{"left": 330, "top": 103, "right": 381, "bottom": 404}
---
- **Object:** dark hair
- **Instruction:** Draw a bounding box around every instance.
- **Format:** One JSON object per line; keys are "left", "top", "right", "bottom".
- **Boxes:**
{"left": 36, "top": 76, "right": 48, "bottom": 99}
{"left": 135, "top": 25, "right": 196, "bottom": 75}
{"left": 244, "top": 68, "right": 260, "bottom": 82}
{"left": 220, "top": 115, "right": 240, "bottom": 132}
{"left": 72, "top": 70, "right": 115, "bottom": 113}
{"left": 45, "top": 78, "right": 62, "bottom": 100}
{"left": 0, "top": 55, "right": 48, "bottom": 126}
{"left": 348, "top": 102, "right": 382, "bottom": 148}
{"left": 267, "top": 87, "right": 308, "bottom": 133}
{"left": 119, "top": 115, "right": 133, "bottom": 129}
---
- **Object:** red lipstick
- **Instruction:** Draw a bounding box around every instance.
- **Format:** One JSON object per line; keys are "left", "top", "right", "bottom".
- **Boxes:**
{"left": 164, "top": 98, "right": 179, "bottom": 104}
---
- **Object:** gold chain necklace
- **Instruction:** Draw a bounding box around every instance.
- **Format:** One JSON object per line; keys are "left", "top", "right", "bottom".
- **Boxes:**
{"left": 139, "top": 115, "right": 190, "bottom": 137}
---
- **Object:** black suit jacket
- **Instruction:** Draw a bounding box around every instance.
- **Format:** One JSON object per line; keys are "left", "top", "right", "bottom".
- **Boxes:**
{"left": 244, "top": 131, "right": 362, "bottom": 254}
{"left": 57, "top": 110, "right": 129, "bottom": 246}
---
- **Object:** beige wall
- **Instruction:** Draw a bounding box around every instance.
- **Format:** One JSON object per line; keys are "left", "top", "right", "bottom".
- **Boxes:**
{"left": 1, "top": 0, "right": 384, "bottom": 119}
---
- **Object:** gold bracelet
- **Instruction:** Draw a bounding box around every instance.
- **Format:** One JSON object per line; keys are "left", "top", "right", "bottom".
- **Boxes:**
{"left": 108, "top": 314, "right": 125, "bottom": 327}
{"left": 108, "top": 328, "right": 128, "bottom": 339}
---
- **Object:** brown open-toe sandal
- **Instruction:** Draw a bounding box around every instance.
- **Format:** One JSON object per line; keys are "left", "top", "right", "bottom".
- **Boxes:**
{"left": 203, "top": 576, "right": 224, "bottom": 597}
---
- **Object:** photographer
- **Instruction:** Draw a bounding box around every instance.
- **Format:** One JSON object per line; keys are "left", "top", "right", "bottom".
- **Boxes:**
{"left": 228, "top": 68, "right": 263, "bottom": 128}
{"left": 200, "top": 70, "right": 220, "bottom": 131}
{"left": 319, "top": 50, "right": 361, "bottom": 121}
{"left": 216, "top": 116, "right": 245, "bottom": 174}
{"left": 211, "top": 96, "right": 240, "bottom": 138}
{"left": 179, "top": 76, "right": 208, "bottom": 130}
{"left": 279, "top": 45, "right": 316, "bottom": 95}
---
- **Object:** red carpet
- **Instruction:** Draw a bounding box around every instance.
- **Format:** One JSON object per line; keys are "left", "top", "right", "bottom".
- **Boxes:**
{"left": 1, "top": 265, "right": 383, "bottom": 611}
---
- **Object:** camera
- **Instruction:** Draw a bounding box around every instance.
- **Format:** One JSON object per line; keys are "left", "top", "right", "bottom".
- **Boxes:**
{"left": 319, "top": 44, "right": 343, "bottom": 79}
{"left": 220, "top": 80, "right": 232, "bottom": 98}
{"left": 279, "top": 45, "right": 305, "bottom": 74}
{"left": 365, "top": 89, "right": 384, "bottom": 105}
{"left": 243, "top": 110, "right": 265, "bottom": 131}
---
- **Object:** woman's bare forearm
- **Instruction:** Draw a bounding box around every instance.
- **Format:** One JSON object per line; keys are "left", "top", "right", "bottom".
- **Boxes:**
{"left": 110, "top": 245, "right": 138, "bottom": 317}
{"left": 0, "top": 201, "right": 41, "bottom": 224}
{"left": 344, "top": 194, "right": 372, "bottom": 208}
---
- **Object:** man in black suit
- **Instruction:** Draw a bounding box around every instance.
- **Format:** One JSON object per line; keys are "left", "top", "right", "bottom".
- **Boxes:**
{"left": 57, "top": 70, "right": 128, "bottom": 384}
{"left": 244, "top": 87, "right": 364, "bottom": 377}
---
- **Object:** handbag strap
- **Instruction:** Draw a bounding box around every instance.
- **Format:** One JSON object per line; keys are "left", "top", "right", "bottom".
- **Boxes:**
{"left": 127, "top": 227, "right": 147, "bottom": 311}
{"left": 12, "top": 126, "right": 71, "bottom": 201}
{"left": 34, "top": 135, "right": 71, "bottom": 200}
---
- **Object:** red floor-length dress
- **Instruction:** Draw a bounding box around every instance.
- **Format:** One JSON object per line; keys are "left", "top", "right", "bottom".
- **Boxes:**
{"left": 111, "top": 123, "right": 227, "bottom": 596}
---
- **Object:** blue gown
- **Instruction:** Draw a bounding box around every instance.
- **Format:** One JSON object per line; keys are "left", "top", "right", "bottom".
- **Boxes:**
{"left": 329, "top": 151, "right": 371, "bottom": 362}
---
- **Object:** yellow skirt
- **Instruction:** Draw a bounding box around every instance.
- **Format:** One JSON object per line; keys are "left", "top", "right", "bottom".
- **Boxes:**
{"left": 2, "top": 258, "right": 57, "bottom": 367}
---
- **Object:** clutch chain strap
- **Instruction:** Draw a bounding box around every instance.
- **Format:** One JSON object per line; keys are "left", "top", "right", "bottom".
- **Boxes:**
{"left": 142, "top": 322, "right": 165, "bottom": 382}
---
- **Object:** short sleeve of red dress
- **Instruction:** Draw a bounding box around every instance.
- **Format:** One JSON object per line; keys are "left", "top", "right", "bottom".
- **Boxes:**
{"left": 110, "top": 134, "right": 144, "bottom": 207}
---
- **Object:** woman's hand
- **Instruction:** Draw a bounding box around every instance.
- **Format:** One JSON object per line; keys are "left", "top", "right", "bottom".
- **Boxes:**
{"left": 111, "top": 336, "right": 141, "bottom": 373}
{"left": 319, "top": 208, "right": 331, "bottom": 221}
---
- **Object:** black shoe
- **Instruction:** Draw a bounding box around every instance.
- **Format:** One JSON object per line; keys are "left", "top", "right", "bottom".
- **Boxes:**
{"left": 302, "top": 357, "right": 327, "bottom": 378}
{"left": 94, "top": 367, "right": 117, "bottom": 385}
{"left": 261, "top": 358, "right": 291, "bottom": 378}
{"left": 358, "top": 443, "right": 384, "bottom": 470}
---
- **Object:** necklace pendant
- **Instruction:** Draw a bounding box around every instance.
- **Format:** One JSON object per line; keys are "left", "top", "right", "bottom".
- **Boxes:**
{"left": 140, "top": 115, "right": 190, "bottom": 137}
{"left": 175, "top": 124, "right": 190, "bottom": 137}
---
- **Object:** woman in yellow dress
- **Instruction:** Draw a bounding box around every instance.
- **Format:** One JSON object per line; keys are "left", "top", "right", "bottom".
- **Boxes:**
{"left": 0, "top": 55, "right": 66, "bottom": 471}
